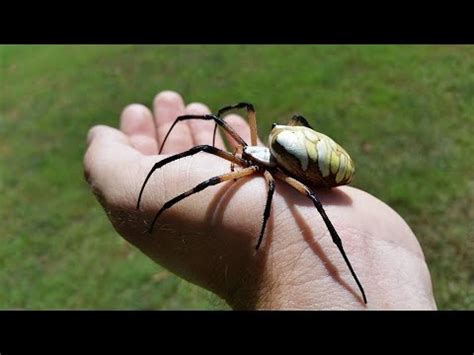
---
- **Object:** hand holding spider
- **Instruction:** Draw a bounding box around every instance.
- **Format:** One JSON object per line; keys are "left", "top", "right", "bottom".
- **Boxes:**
{"left": 84, "top": 90, "right": 437, "bottom": 309}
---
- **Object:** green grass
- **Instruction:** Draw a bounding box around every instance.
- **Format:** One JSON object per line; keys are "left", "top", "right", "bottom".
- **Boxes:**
{"left": 1, "top": 45, "right": 473, "bottom": 309}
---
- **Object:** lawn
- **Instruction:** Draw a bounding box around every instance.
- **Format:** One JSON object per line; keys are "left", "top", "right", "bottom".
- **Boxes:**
{"left": 1, "top": 45, "right": 473, "bottom": 309}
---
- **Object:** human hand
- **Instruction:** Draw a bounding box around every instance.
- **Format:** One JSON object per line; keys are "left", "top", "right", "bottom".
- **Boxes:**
{"left": 83, "top": 90, "right": 437, "bottom": 309}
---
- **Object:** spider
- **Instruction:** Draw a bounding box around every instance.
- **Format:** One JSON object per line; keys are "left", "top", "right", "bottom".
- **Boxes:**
{"left": 136, "top": 103, "right": 367, "bottom": 304}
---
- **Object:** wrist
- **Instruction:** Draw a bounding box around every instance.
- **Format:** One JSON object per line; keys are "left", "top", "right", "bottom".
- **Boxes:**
{"left": 220, "top": 222, "right": 367, "bottom": 310}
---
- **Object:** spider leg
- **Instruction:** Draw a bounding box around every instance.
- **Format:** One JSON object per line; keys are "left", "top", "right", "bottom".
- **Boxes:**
{"left": 255, "top": 170, "right": 275, "bottom": 250}
{"left": 213, "top": 102, "right": 258, "bottom": 147}
{"left": 288, "top": 114, "right": 314, "bottom": 129}
{"left": 275, "top": 171, "right": 367, "bottom": 305}
{"left": 230, "top": 145, "right": 244, "bottom": 176}
{"left": 159, "top": 114, "right": 247, "bottom": 154}
{"left": 137, "top": 145, "right": 246, "bottom": 210}
{"left": 148, "top": 166, "right": 258, "bottom": 233}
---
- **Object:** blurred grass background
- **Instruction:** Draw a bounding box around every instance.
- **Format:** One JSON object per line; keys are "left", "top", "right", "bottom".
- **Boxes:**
{"left": 1, "top": 45, "right": 473, "bottom": 309}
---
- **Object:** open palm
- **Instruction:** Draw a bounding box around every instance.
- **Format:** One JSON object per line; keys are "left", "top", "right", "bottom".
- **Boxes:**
{"left": 83, "top": 90, "right": 436, "bottom": 309}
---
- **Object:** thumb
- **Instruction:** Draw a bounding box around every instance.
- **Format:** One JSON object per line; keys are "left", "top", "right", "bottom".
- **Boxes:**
{"left": 84, "top": 125, "right": 142, "bottom": 207}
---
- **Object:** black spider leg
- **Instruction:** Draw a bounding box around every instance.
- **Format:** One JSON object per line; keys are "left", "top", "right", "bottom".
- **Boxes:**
{"left": 148, "top": 166, "right": 258, "bottom": 233}
{"left": 212, "top": 102, "right": 256, "bottom": 147}
{"left": 136, "top": 145, "right": 246, "bottom": 210}
{"left": 276, "top": 173, "right": 367, "bottom": 304}
{"left": 306, "top": 190, "right": 367, "bottom": 304}
{"left": 159, "top": 114, "right": 247, "bottom": 154}
{"left": 255, "top": 171, "right": 275, "bottom": 250}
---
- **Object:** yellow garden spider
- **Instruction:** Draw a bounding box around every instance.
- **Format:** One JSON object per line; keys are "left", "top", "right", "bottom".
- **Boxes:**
{"left": 136, "top": 103, "right": 367, "bottom": 304}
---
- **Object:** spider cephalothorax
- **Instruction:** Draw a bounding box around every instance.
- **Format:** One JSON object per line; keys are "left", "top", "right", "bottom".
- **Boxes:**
{"left": 136, "top": 103, "right": 367, "bottom": 304}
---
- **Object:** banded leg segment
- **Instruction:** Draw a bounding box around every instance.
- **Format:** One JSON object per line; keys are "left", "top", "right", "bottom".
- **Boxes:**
{"left": 213, "top": 102, "right": 257, "bottom": 147}
{"left": 137, "top": 145, "right": 246, "bottom": 210}
{"left": 255, "top": 170, "right": 275, "bottom": 250}
{"left": 148, "top": 166, "right": 258, "bottom": 233}
{"left": 275, "top": 172, "right": 367, "bottom": 304}
{"left": 159, "top": 114, "right": 247, "bottom": 154}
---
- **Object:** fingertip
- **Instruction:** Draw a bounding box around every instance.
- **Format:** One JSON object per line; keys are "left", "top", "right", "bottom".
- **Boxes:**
{"left": 87, "top": 125, "right": 132, "bottom": 147}
{"left": 120, "top": 103, "right": 156, "bottom": 141}
{"left": 153, "top": 90, "right": 193, "bottom": 153}
{"left": 153, "top": 90, "right": 185, "bottom": 109}
{"left": 87, "top": 125, "right": 101, "bottom": 145}
{"left": 121, "top": 103, "right": 150, "bottom": 117}
{"left": 186, "top": 102, "right": 211, "bottom": 115}
{"left": 84, "top": 125, "right": 140, "bottom": 184}
{"left": 87, "top": 125, "right": 111, "bottom": 145}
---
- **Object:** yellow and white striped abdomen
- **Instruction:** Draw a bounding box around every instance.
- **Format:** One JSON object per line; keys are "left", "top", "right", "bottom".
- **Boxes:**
{"left": 269, "top": 125, "right": 354, "bottom": 188}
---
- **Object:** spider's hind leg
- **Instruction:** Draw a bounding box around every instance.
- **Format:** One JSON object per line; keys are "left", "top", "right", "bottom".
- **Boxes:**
{"left": 255, "top": 170, "right": 275, "bottom": 250}
{"left": 274, "top": 171, "right": 367, "bottom": 305}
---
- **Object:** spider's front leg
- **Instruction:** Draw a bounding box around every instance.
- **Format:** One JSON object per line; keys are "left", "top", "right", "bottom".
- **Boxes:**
{"left": 159, "top": 114, "right": 247, "bottom": 154}
{"left": 148, "top": 166, "right": 258, "bottom": 233}
{"left": 136, "top": 145, "right": 245, "bottom": 210}
{"left": 213, "top": 102, "right": 258, "bottom": 147}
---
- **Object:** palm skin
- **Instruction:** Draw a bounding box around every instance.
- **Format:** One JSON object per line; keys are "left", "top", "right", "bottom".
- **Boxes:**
{"left": 83, "top": 90, "right": 437, "bottom": 310}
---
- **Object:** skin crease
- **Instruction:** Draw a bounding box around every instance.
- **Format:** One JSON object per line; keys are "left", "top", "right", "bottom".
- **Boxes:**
{"left": 83, "top": 90, "right": 437, "bottom": 310}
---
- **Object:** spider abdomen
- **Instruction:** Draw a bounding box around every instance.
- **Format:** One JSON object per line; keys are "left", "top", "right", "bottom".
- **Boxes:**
{"left": 269, "top": 125, "right": 354, "bottom": 188}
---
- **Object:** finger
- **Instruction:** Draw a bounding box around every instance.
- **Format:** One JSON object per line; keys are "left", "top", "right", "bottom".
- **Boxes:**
{"left": 128, "top": 135, "right": 158, "bottom": 155}
{"left": 153, "top": 90, "right": 193, "bottom": 154}
{"left": 85, "top": 125, "right": 140, "bottom": 171}
{"left": 186, "top": 102, "right": 226, "bottom": 149}
{"left": 87, "top": 124, "right": 132, "bottom": 148}
{"left": 120, "top": 104, "right": 158, "bottom": 155}
{"left": 120, "top": 104, "right": 155, "bottom": 138}
{"left": 223, "top": 114, "right": 264, "bottom": 149}
{"left": 84, "top": 125, "right": 142, "bottom": 205}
